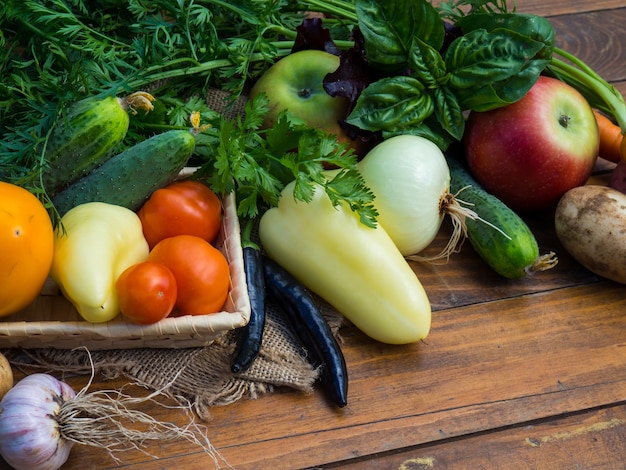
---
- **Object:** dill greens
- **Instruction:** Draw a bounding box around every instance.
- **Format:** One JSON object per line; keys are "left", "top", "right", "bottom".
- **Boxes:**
{"left": 0, "top": 0, "right": 362, "bottom": 224}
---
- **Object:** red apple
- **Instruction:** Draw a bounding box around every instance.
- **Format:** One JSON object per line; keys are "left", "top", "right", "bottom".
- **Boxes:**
{"left": 249, "top": 49, "right": 367, "bottom": 157}
{"left": 464, "top": 75, "right": 600, "bottom": 212}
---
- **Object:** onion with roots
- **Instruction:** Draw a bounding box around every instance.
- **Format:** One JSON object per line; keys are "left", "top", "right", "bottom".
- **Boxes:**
{"left": 355, "top": 134, "right": 477, "bottom": 260}
{"left": 0, "top": 372, "right": 226, "bottom": 470}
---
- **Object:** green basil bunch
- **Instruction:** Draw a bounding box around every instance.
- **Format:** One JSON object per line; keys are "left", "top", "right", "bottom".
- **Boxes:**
{"left": 346, "top": 0, "right": 555, "bottom": 147}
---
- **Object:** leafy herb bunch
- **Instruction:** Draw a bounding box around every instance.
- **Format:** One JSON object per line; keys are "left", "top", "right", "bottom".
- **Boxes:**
{"left": 325, "top": 0, "right": 555, "bottom": 150}
{"left": 0, "top": 0, "right": 342, "bottom": 185}
{"left": 328, "top": 0, "right": 626, "bottom": 148}
{"left": 0, "top": 0, "right": 378, "bottom": 234}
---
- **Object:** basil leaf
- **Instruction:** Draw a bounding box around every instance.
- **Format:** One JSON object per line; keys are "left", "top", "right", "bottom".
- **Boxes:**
{"left": 456, "top": 12, "right": 555, "bottom": 60}
{"left": 437, "top": 0, "right": 512, "bottom": 21}
{"left": 445, "top": 28, "right": 550, "bottom": 110}
{"left": 355, "top": 0, "right": 445, "bottom": 72}
{"left": 408, "top": 37, "right": 447, "bottom": 88}
{"left": 432, "top": 86, "right": 465, "bottom": 141}
{"left": 346, "top": 76, "right": 434, "bottom": 132}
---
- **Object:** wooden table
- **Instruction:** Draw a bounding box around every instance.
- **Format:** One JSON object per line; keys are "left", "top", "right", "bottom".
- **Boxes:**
{"left": 4, "top": 1, "right": 626, "bottom": 469}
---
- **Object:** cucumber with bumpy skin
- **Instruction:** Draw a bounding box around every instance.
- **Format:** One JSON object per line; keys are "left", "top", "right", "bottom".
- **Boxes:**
{"left": 447, "top": 156, "right": 558, "bottom": 279}
{"left": 52, "top": 129, "right": 196, "bottom": 216}
{"left": 42, "top": 92, "right": 154, "bottom": 195}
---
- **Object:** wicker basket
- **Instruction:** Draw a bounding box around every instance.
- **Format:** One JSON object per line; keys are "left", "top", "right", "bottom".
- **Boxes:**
{"left": 0, "top": 190, "right": 250, "bottom": 350}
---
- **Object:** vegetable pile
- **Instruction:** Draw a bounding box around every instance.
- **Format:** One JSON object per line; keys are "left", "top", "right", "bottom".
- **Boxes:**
{"left": 2, "top": 0, "right": 626, "bottom": 465}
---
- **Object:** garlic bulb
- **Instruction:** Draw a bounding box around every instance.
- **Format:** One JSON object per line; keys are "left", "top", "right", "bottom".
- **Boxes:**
{"left": 0, "top": 373, "right": 76, "bottom": 470}
{"left": 0, "top": 371, "right": 225, "bottom": 468}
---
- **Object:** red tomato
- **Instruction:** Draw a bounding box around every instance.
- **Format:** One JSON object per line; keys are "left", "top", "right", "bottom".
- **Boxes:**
{"left": 148, "top": 235, "right": 230, "bottom": 315}
{"left": 116, "top": 261, "right": 178, "bottom": 324}
{"left": 138, "top": 180, "right": 222, "bottom": 249}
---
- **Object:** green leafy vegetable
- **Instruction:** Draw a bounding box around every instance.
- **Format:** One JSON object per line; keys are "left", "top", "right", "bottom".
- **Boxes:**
{"left": 345, "top": 0, "right": 555, "bottom": 144}
{"left": 437, "top": 0, "right": 512, "bottom": 19}
{"left": 192, "top": 94, "right": 378, "bottom": 239}
{"left": 346, "top": 76, "right": 434, "bottom": 132}
{"left": 438, "top": 0, "right": 626, "bottom": 133}
{"left": 445, "top": 28, "right": 549, "bottom": 111}
{"left": 355, "top": 0, "right": 444, "bottom": 72}
{"left": 0, "top": 0, "right": 355, "bottom": 216}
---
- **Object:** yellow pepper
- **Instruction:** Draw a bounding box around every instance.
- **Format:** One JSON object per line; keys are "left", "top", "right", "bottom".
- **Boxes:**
{"left": 259, "top": 181, "right": 431, "bottom": 345}
{"left": 50, "top": 202, "right": 149, "bottom": 323}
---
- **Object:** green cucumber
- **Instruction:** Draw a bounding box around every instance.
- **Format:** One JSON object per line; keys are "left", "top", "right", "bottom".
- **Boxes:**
{"left": 447, "top": 157, "right": 558, "bottom": 279}
{"left": 52, "top": 129, "right": 196, "bottom": 216}
{"left": 43, "top": 92, "right": 155, "bottom": 195}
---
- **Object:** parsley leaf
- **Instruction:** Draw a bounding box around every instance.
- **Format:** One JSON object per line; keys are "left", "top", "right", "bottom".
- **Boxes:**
{"left": 193, "top": 93, "right": 378, "bottom": 238}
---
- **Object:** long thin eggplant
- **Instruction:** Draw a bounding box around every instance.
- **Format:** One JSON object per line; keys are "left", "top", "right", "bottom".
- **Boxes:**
{"left": 231, "top": 247, "right": 266, "bottom": 373}
{"left": 263, "top": 256, "right": 348, "bottom": 408}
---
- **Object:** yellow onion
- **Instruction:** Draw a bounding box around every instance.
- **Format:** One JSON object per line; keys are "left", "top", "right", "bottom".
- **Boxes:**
{"left": 355, "top": 135, "right": 474, "bottom": 260}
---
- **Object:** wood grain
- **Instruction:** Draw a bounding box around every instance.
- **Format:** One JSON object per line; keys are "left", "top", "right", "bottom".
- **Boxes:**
{"left": 335, "top": 404, "right": 626, "bottom": 469}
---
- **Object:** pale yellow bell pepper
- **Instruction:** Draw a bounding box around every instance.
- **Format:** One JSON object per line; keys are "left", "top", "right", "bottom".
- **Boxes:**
{"left": 50, "top": 202, "right": 150, "bottom": 323}
{"left": 259, "top": 181, "right": 431, "bottom": 345}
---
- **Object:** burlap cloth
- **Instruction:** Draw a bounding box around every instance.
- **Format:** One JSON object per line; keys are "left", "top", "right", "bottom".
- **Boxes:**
{"left": 5, "top": 300, "right": 344, "bottom": 419}
{"left": 3, "top": 90, "right": 345, "bottom": 419}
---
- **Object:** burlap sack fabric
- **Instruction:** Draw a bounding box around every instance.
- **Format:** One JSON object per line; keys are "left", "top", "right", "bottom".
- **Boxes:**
{"left": 3, "top": 89, "right": 345, "bottom": 418}
{"left": 5, "top": 300, "right": 343, "bottom": 419}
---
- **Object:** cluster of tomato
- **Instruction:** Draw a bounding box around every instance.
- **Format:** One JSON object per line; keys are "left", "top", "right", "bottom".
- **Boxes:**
{"left": 117, "top": 180, "right": 228, "bottom": 324}
{"left": 0, "top": 179, "right": 228, "bottom": 325}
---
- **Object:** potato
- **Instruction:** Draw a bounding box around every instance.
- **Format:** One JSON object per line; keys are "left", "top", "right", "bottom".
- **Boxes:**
{"left": 555, "top": 185, "right": 626, "bottom": 284}
{"left": 0, "top": 352, "right": 13, "bottom": 400}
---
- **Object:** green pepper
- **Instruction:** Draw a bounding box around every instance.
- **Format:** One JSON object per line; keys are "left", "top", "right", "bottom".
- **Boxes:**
{"left": 50, "top": 202, "right": 150, "bottom": 323}
{"left": 259, "top": 181, "right": 431, "bottom": 345}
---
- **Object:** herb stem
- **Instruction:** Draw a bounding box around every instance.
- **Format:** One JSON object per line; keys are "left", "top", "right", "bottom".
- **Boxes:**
{"left": 12, "top": 19, "right": 88, "bottom": 57}
{"left": 34, "top": 1, "right": 129, "bottom": 50}
{"left": 300, "top": 0, "right": 358, "bottom": 22}
{"left": 125, "top": 35, "right": 355, "bottom": 90}
{"left": 240, "top": 218, "right": 259, "bottom": 250}
{"left": 265, "top": 25, "right": 298, "bottom": 40}
{"left": 554, "top": 47, "right": 603, "bottom": 81}
{"left": 126, "top": 51, "right": 289, "bottom": 89}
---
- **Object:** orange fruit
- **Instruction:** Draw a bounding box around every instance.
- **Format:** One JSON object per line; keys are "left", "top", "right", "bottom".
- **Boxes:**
{"left": 0, "top": 182, "right": 54, "bottom": 317}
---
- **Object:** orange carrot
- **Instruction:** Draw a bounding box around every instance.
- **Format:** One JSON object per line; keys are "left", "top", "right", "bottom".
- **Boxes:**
{"left": 594, "top": 109, "right": 624, "bottom": 163}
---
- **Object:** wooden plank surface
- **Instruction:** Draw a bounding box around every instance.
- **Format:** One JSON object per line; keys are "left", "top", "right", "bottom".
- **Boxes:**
{"left": 3, "top": 1, "right": 626, "bottom": 469}
{"left": 336, "top": 404, "right": 626, "bottom": 469}
{"left": 176, "top": 284, "right": 626, "bottom": 470}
